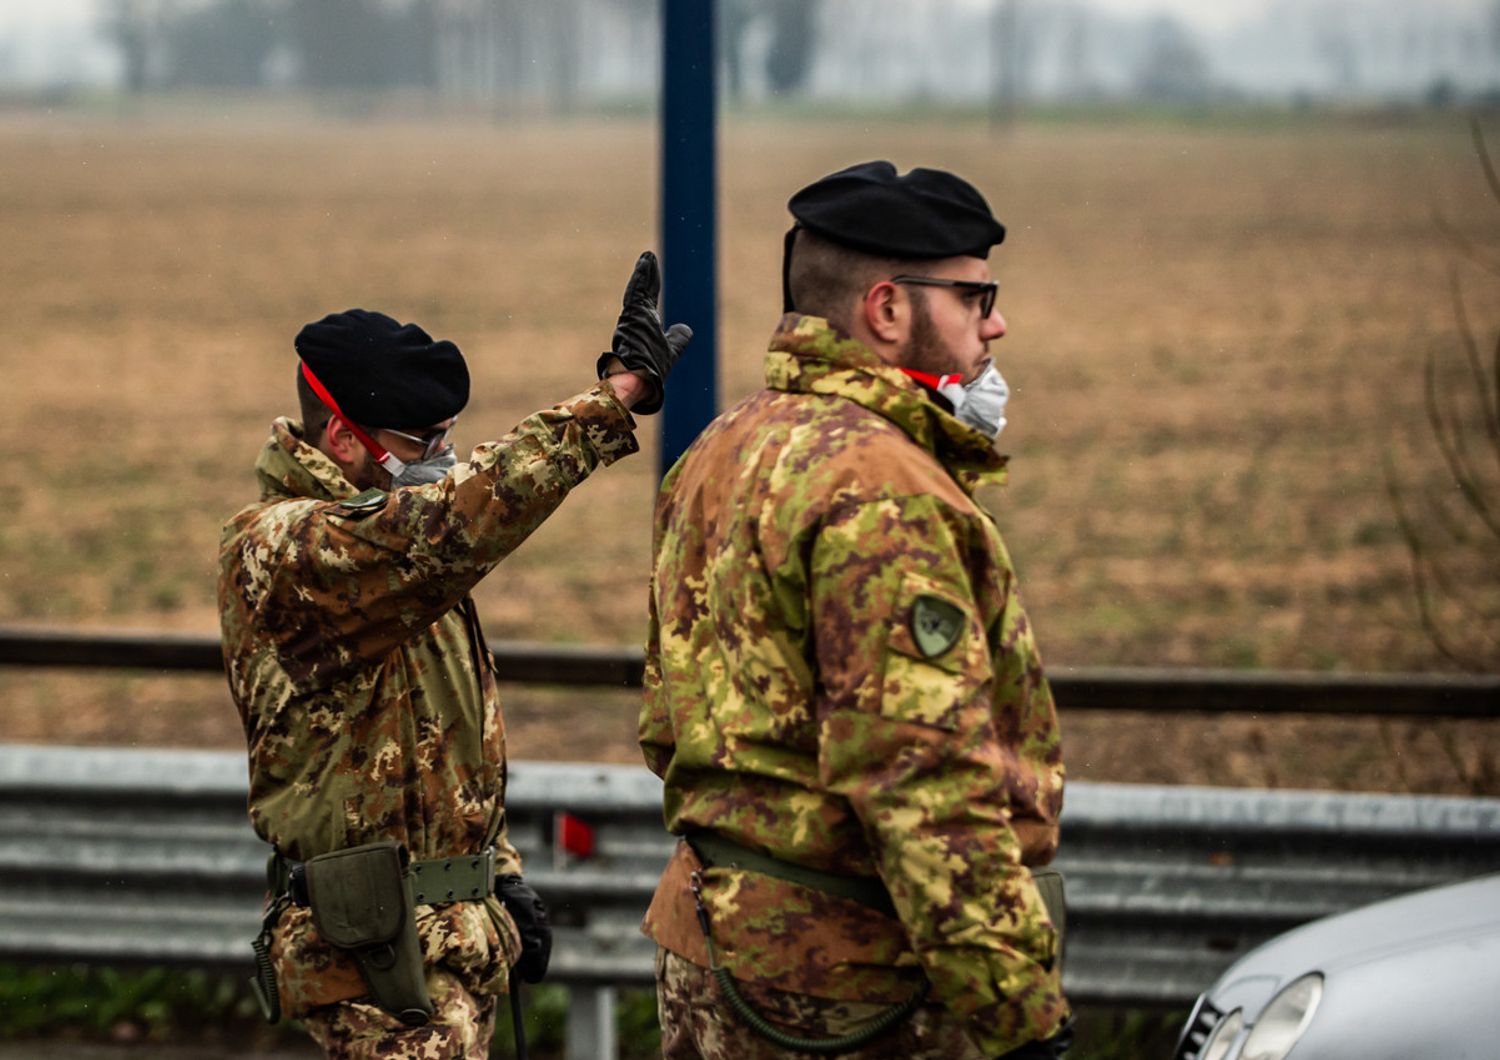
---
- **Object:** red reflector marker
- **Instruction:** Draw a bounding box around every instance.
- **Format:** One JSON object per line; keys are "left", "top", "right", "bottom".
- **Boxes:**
{"left": 556, "top": 812, "right": 596, "bottom": 859}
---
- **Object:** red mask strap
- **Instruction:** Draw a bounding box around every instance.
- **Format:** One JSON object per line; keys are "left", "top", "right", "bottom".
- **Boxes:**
{"left": 299, "top": 361, "right": 407, "bottom": 476}
{"left": 899, "top": 368, "right": 964, "bottom": 391}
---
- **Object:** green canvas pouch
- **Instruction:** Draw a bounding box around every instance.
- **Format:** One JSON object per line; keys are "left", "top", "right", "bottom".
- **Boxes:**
{"left": 304, "top": 841, "right": 433, "bottom": 1026}
{"left": 1030, "top": 866, "right": 1067, "bottom": 970}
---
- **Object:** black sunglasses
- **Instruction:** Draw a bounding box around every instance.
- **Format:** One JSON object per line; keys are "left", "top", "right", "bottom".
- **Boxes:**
{"left": 890, "top": 275, "right": 998, "bottom": 319}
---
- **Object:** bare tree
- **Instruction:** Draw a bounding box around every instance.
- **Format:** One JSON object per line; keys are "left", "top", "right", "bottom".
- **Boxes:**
{"left": 1314, "top": 9, "right": 1359, "bottom": 95}
{"left": 1388, "top": 120, "right": 1500, "bottom": 672}
{"left": 280, "top": 0, "right": 438, "bottom": 92}
{"left": 103, "top": 0, "right": 172, "bottom": 92}
{"left": 492, "top": 0, "right": 533, "bottom": 102}
{"left": 542, "top": 0, "right": 582, "bottom": 113}
{"left": 162, "top": 0, "right": 281, "bottom": 88}
{"left": 990, "top": 0, "right": 1023, "bottom": 131}
{"left": 721, "top": 0, "right": 756, "bottom": 103}
{"left": 764, "top": 0, "right": 819, "bottom": 96}
{"left": 1133, "top": 16, "right": 1213, "bottom": 102}
{"left": 1060, "top": 6, "right": 1095, "bottom": 100}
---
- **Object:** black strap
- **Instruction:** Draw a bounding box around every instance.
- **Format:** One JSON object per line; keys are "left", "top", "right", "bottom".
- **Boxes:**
{"left": 509, "top": 971, "right": 528, "bottom": 1060}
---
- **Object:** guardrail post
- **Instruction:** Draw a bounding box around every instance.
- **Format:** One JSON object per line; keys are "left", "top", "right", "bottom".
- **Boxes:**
{"left": 566, "top": 984, "right": 617, "bottom": 1060}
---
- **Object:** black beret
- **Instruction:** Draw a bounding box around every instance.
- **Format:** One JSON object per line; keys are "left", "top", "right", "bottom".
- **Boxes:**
{"left": 295, "top": 309, "right": 469, "bottom": 429}
{"left": 789, "top": 160, "right": 1005, "bottom": 260}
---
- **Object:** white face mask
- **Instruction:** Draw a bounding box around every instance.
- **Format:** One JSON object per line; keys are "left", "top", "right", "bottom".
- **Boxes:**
{"left": 934, "top": 363, "right": 1010, "bottom": 439}
{"left": 391, "top": 444, "right": 457, "bottom": 487}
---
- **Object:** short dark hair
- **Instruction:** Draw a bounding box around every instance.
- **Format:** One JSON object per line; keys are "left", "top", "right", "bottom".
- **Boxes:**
{"left": 787, "top": 229, "right": 926, "bottom": 330}
{"left": 296, "top": 367, "right": 332, "bottom": 443}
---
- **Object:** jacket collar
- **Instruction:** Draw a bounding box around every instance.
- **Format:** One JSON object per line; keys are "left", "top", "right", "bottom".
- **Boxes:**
{"left": 254, "top": 417, "right": 360, "bottom": 503}
{"left": 763, "top": 314, "right": 1008, "bottom": 493}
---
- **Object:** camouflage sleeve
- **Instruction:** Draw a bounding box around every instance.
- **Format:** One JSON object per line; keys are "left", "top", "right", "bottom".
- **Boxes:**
{"left": 812, "top": 494, "right": 1069, "bottom": 1055}
{"left": 639, "top": 569, "right": 674, "bottom": 778}
{"left": 495, "top": 832, "right": 524, "bottom": 878}
{"left": 639, "top": 463, "right": 681, "bottom": 779}
{"left": 252, "top": 384, "right": 639, "bottom": 685}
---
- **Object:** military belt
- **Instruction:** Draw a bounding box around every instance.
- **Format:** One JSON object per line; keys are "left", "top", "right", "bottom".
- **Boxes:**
{"left": 270, "top": 847, "right": 496, "bottom": 908}
{"left": 686, "top": 830, "right": 898, "bottom": 918}
{"left": 687, "top": 830, "right": 1069, "bottom": 948}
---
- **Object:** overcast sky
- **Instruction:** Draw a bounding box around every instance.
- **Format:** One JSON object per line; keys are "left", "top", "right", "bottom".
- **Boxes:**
{"left": 0, "top": 1, "right": 93, "bottom": 31}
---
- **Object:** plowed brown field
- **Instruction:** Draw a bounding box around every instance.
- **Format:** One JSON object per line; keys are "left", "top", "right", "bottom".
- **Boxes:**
{"left": 2, "top": 105, "right": 1495, "bottom": 792}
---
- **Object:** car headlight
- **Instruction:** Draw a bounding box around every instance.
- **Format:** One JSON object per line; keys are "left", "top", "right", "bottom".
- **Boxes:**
{"left": 1241, "top": 973, "right": 1324, "bottom": 1060}
{"left": 1199, "top": 1007, "right": 1244, "bottom": 1060}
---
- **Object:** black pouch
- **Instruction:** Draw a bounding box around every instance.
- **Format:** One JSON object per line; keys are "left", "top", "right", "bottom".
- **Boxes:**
{"left": 304, "top": 841, "right": 433, "bottom": 1027}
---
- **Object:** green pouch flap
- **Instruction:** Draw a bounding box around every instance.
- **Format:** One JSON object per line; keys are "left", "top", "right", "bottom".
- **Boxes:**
{"left": 1030, "top": 866, "right": 1067, "bottom": 970}
{"left": 304, "top": 841, "right": 408, "bottom": 949}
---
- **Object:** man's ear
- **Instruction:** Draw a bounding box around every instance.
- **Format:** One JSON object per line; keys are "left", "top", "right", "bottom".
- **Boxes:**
{"left": 860, "top": 281, "right": 906, "bottom": 347}
{"left": 323, "top": 416, "right": 365, "bottom": 465}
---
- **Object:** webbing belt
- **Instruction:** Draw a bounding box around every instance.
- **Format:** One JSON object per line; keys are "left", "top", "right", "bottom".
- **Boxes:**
{"left": 684, "top": 830, "right": 1069, "bottom": 1055}
{"left": 687, "top": 831, "right": 897, "bottom": 918}
{"left": 687, "top": 830, "right": 1068, "bottom": 945}
{"left": 270, "top": 848, "right": 496, "bottom": 907}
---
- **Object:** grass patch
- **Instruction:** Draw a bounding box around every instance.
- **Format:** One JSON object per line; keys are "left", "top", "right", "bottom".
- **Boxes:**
{"left": 1073, "top": 1007, "right": 1188, "bottom": 1059}
{"left": 0, "top": 960, "right": 1186, "bottom": 1060}
{"left": 0, "top": 966, "right": 662, "bottom": 1060}
{"left": 0, "top": 963, "right": 288, "bottom": 1045}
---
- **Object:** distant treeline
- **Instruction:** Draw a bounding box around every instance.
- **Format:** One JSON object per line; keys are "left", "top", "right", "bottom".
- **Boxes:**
{"left": 101, "top": 0, "right": 818, "bottom": 103}
{"left": 100, "top": 0, "right": 1500, "bottom": 106}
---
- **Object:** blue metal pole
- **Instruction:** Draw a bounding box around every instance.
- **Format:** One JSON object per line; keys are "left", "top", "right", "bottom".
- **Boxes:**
{"left": 658, "top": 0, "right": 718, "bottom": 479}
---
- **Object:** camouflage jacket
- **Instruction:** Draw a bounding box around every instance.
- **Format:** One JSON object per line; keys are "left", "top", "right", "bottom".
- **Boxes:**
{"left": 639, "top": 315, "right": 1068, "bottom": 1054}
{"left": 219, "top": 383, "right": 637, "bottom": 1017}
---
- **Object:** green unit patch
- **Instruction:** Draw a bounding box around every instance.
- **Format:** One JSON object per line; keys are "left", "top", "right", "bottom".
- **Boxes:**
{"left": 911, "top": 594, "right": 965, "bottom": 658}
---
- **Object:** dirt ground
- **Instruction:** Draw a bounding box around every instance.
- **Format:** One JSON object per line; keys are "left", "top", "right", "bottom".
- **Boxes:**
{"left": 1, "top": 103, "right": 1497, "bottom": 793}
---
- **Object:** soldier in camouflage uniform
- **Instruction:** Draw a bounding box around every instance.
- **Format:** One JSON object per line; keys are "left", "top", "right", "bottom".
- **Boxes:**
{"left": 640, "top": 163, "right": 1071, "bottom": 1058}
{"left": 219, "top": 252, "right": 691, "bottom": 1059}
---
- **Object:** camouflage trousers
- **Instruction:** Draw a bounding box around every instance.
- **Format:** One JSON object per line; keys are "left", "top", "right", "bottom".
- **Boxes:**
{"left": 655, "top": 948, "right": 986, "bottom": 1060}
{"left": 301, "top": 968, "right": 498, "bottom": 1059}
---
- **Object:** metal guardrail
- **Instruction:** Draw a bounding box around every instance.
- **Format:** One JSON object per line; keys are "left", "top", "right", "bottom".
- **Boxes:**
{"left": 0, "top": 627, "right": 646, "bottom": 689}
{"left": 2, "top": 625, "right": 1498, "bottom": 716}
{"left": 2, "top": 746, "right": 1499, "bottom": 1023}
{"left": 0, "top": 627, "right": 1497, "bottom": 1055}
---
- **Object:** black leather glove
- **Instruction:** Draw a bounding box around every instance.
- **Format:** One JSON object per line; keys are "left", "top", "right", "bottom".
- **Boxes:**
{"left": 595, "top": 250, "right": 693, "bottom": 415}
{"left": 995, "top": 1019, "right": 1074, "bottom": 1059}
{"left": 496, "top": 874, "right": 552, "bottom": 983}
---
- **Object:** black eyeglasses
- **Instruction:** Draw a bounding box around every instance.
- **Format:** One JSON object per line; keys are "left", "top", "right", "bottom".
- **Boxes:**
{"left": 890, "top": 275, "right": 999, "bottom": 319}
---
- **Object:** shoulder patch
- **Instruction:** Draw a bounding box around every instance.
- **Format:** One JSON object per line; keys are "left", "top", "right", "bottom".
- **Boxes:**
{"left": 334, "top": 488, "right": 388, "bottom": 517}
{"left": 911, "top": 594, "right": 965, "bottom": 658}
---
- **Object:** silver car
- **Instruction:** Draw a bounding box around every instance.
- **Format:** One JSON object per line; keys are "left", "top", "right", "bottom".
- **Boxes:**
{"left": 1173, "top": 872, "right": 1500, "bottom": 1060}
